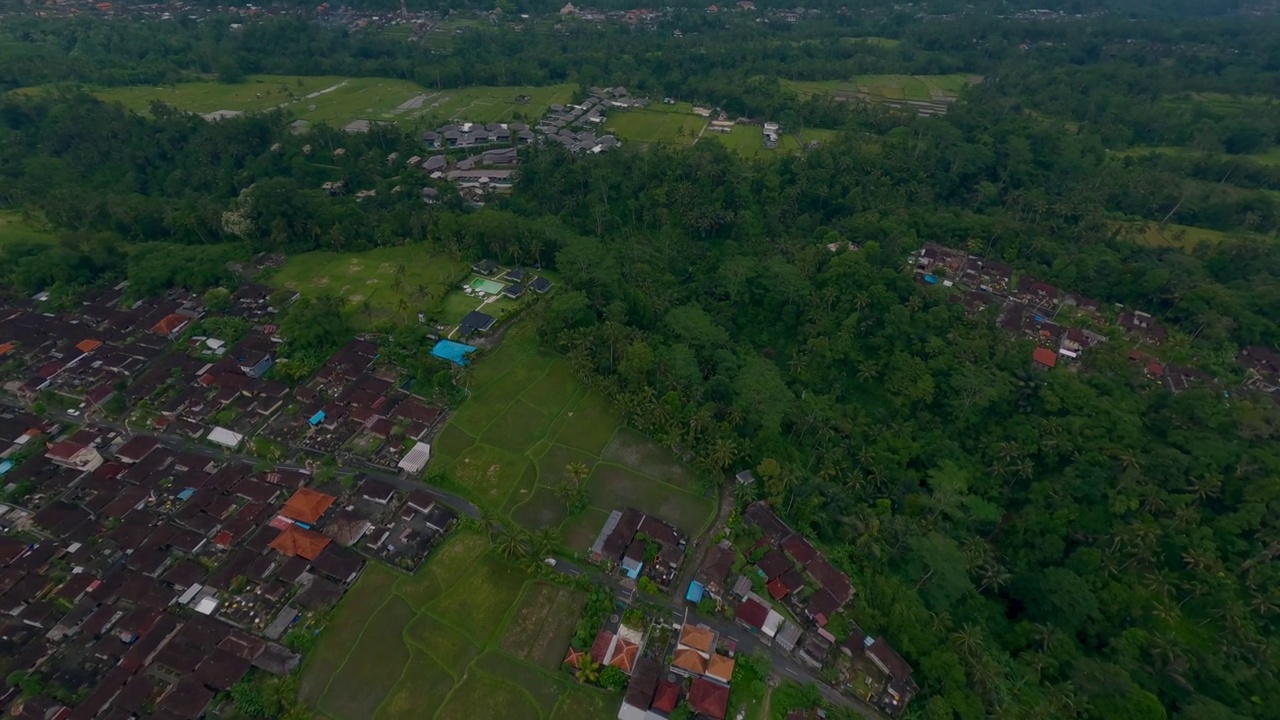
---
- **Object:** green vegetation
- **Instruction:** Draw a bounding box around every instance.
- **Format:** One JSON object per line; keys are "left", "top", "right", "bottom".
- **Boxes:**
{"left": 432, "top": 323, "right": 716, "bottom": 537}
{"left": 708, "top": 125, "right": 837, "bottom": 157}
{"left": 782, "top": 74, "right": 980, "bottom": 101}
{"left": 270, "top": 246, "right": 468, "bottom": 327}
{"left": 603, "top": 108, "right": 706, "bottom": 144}
{"left": 300, "top": 532, "right": 613, "bottom": 720}
{"left": 82, "top": 75, "right": 576, "bottom": 129}
{"left": 0, "top": 211, "right": 54, "bottom": 245}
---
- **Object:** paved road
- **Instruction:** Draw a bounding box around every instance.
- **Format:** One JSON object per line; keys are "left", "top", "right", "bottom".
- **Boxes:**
{"left": 6, "top": 401, "right": 481, "bottom": 518}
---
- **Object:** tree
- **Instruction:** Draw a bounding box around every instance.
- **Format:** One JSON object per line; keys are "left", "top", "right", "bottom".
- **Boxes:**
{"left": 574, "top": 657, "right": 601, "bottom": 685}
{"left": 599, "top": 665, "right": 627, "bottom": 691}
{"left": 281, "top": 295, "right": 351, "bottom": 354}
{"left": 494, "top": 524, "right": 529, "bottom": 561}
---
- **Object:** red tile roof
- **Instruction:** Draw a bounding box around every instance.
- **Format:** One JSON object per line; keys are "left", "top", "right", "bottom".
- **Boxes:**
{"left": 609, "top": 636, "right": 639, "bottom": 674}
{"left": 268, "top": 525, "right": 331, "bottom": 561}
{"left": 735, "top": 598, "right": 769, "bottom": 630}
{"left": 280, "top": 487, "right": 336, "bottom": 525}
{"left": 767, "top": 577, "right": 789, "bottom": 600}
{"left": 563, "top": 647, "right": 585, "bottom": 669}
{"left": 590, "top": 630, "right": 613, "bottom": 664}
{"left": 75, "top": 339, "right": 103, "bottom": 353}
{"left": 1032, "top": 347, "right": 1057, "bottom": 368}
{"left": 45, "top": 440, "right": 84, "bottom": 461}
{"left": 651, "top": 680, "right": 680, "bottom": 714}
{"left": 689, "top": 677, "right": 730, "bottom": 720}
{"left": 151, "top": 314, "right": 189, "bottom": 336}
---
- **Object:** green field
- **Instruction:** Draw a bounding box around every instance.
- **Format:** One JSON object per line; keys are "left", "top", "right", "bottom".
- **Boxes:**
{"left": 709, "top": 125, "right": 837, "bottom": 157}
{"left": 433, "top": 322, "right": 717, "bottom": 541}
{"left": 300, "top": 531, "right": 613, "bottom": 720}
{"left": 1112, "top": 144, "right": 1280, "bottom": 167}
{"left": 783, "top": 73, "right": 980, "bottom": 102}
{"left": 1124, "top": 221, "right": 1235, "bottom": 251}
{"left": 269, "top": 246, "right": 469, "bottom": 326}
{"left": 81, "top": 75, "right": 575, "bottom": 128}
{"left": 0, "top": 210, "right": 56, "bottom": 246}
{"left": 843, "top": 36, "right": 901, "bottom": 47}
{"left": 603, "top": 108, "right": 706, "bottom": 144}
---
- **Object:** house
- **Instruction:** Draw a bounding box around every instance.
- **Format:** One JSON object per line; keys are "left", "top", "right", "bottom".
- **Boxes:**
{"left": 678, "top": 623, "right": 716, "bottom": 658}
{"left": 115, "top": 435, "right": 160, "bottom": 464}
{"left": 45, "top": 441, "right": 104, "bottom": 472}
{"left": 735, "top": 597, "right": 769, "bottom": 632}
{"left": 397, "top": 442, "right": 432, "bottom": 474}
{"left": 705, "top": 653, "right": 735, "bottom": 684}
{"left": 798, "top": 633, "right": 832, "bottom": 669}
{"left": 529, "top": 277, "right": 553, "bottom": 294}
{"left": 651, "top": 680, "right": 680, "bottom": 716}
{"left": 866, "top": 638, "right": 918, "bottom": 715}
{"left": 151, "top": 314, "right": 191, "bottom": 339}
{"left": 617, "top": 658, "right": 659, "bottom": 720}
{"left": 207, "top": 427, "right": 244, "bottom": 449}
{"left": 1238, "top": 346, "right": 1280, "bottom": 393}
{"left": 502, "top": 283, "right": 525, "bottom": 299}
{"left": 1118, "top": 311, "right": 1167, "bottom": 343}
{"left": 359, "top": 477, "right": 396, "bottom": 505}
{"left": 503, "top": 267, "right": 526, "bottom": 283}
{"left": 1032, "top": 347, "right": 1057, "bottom": 369}
{"left": 458, "top": 311, "right": 497, "bottom": 337}
{"left": 688, "top": 677, "right": 730, "bottom": 720}
{"left": 234, "top": 344, "right": 274, "bottom": 378}
{"left": 280, "top": 487, "right": 336, "bottom": 525}
{"left": 268, "top": 525, "right": 331, "bottom": 561}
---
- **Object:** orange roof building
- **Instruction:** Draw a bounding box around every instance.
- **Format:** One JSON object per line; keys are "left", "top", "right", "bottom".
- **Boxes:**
{"left": 1032, "top": 347, "right": 1057, "bottom": 369}
{"left": 678, "top": 623, "right": 715, "bottom": 656}
{"left": 0, "top": 343, "right": 16, "bottom": 356}
{"left": 706, "top": 653, "right": 735, "bottom": 683}
{"left": 269, "top": 525, "right": 331, "bottom": 560}
{"left": 563, "top": 647, "right": 585, "bottom": 669}
{"left": 151, "top": 313, "right": 190, "bottom": 336}
{"left": 609, "top": 636, "right": 639, "bottom": 674}
{"left": 672, "top": 648, "right": 707, "bottom": 675}
{"left": 281, "top": 487, "right": 336, "bottom": 525}
{"left": 75, "top": 339, "right": 103, "bottom": 353}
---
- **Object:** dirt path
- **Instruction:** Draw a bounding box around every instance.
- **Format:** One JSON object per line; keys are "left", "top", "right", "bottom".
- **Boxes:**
{"left": 667, "top": 480, "right": 736, "bottom": 608}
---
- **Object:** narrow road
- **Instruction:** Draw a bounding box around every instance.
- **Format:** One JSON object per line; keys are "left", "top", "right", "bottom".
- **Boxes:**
{"left": 5, "top": 400, "right": 481, "bottom": 518}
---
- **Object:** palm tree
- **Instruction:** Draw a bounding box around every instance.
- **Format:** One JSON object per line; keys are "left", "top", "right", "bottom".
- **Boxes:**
{"left": 532, "top": 527, "right": 560, "bottom": 557}
{"left": 565, "top": 462, "right": 590, "bottom": 488}
{"left": 495, "top": 525, "right": 529, "bottom": 561}
{"left": 397, "top": 297, "right": 410, "bottom": 323}
{"left": 574, "top": 657, "right": 602, "bottom": 684}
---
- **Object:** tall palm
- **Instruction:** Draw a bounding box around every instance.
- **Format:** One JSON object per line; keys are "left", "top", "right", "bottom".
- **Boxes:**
{"left": 574, "top": 657, "right": 601, "bottom": 684}
{"left": 495, "top": 525, "right": 529, "bottom": 561}
{"left": 532, "top": 527, "right": 560, "bottom": 557}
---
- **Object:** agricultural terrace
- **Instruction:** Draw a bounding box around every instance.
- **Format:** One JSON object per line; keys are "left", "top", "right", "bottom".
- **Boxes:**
{"left": 269, "top": 246, "right": 469, "bottom": 327}
{"left": 300, "top": 532, "right": 616, "bottom": 720}
{"left": 432, "top": 322, "right": 717, "bottom": 544}
{"left": 603, "top": 108, "right": 706, "bottom": 144}
{"left": 84, "top": 75, "right": 575, "bottom": 129}
{"left": 782, "top": 73, "right": 980, "bottom": 102}
{"left": 1122, "top": 221, "right": 1240, "bottom": 252}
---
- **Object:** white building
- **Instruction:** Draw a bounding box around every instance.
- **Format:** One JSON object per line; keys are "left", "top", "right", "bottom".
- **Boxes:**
{"left": 398, "top": 442, "right": 432, "bottom": 474}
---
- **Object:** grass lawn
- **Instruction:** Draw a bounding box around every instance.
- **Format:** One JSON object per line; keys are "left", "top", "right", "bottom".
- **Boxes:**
{"left": 1124, "top": 221, "right": 1235, "bottom": 251}
{"left": 270, "top": 245, "right": 469, "bottom": 326}
{"left": 603, "top": 108, "right": 705, "bottom": 144}
{"left": 844, "top": 36, "right": 900, "bottom": 47}
{"left": 429, "top": 322, "right": 716, "bottom": 534}
{"left": 83, "top": 75, "right": 576, "bottom": 129}
{"left": 782, "top": 73, "right": 980, "bottom": 102}
{"left": 0, "top": 210, "right": 56, "bottom": 246}
{"left": 710, "top": 125, "right": 837, "bottom": 158}
{"left": 302, "top": 530, "right": 615, "bottom": 720}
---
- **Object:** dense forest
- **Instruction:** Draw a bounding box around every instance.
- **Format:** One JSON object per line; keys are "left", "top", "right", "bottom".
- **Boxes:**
{"left": 1, "top": 2, "right": 1279, "bottom": 719}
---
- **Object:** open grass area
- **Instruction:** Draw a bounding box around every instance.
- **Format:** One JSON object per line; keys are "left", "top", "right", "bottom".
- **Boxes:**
{"left": 300, "top": 531, "right": 613, "bottom": 720}
{"left": 1123, "top": 221, "right": 1236, "bottom": 251}
{"left": 433, "top": 322, "right": 716, "bottom": 538}
{"left": 782, "top": 73, "right": 980, "bottom": 102}
{"left": 0, "top": 210, "right": 56, "bottom": 246}
{"left": 81, "top": 75, "right": 576, "bottom": 129}
{"left": 709, "top": 124, "right": 837, "bottom": 158}
{"left": 844, "top": 36, "right": 901, "bottom": 47}
{"left": 603, "top": 108, "right": 705, "bottom": 144}
{"left": 1111, "top": 144, "right": 1280, "bottom": 167}
{"left": 270, "top": 245, "right": 468, "bottom": 326}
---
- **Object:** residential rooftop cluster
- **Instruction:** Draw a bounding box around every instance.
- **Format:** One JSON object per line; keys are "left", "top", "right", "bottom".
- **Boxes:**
{"left": 686, "top": 500, "right": 916, "bottom": 717}
{"left": 910, "top": 242, "right": 1280, "bottom": 398}
{"left": 0, "top": 405, "right": 458, "bottom": 719}
{"left": 590, "top": 507, "right": 689, "bottom": 594}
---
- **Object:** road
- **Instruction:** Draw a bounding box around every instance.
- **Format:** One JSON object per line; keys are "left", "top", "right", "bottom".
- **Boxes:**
{"left": 7, "top": 400, "right": 481, "bottom": 518}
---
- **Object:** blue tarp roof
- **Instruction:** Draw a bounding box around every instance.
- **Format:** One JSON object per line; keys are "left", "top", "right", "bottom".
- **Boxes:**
{"left": 686, "top": 581, "right": 705, "bottom": 603}
{"left": 431, "top": 339, "right": 478, "bottom": 366}
{"left": 176, "top": 487, "right": 195, "bottom": 501}
{"left": 0, "top": 460, "right": 12, "bottom": 476}
{"left": 309, "top": 411, "right": 325, "bottom": 426}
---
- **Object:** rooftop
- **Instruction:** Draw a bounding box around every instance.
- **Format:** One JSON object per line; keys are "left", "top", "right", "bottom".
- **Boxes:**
{"left": 280, "top": 487, "right": 336, "bottom": 524}
{"left": 268, "top": 524, "right": 332, "bottom": 561}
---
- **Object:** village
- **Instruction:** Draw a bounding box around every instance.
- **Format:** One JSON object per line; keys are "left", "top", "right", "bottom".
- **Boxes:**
{"left": 907, "top": 242, "right": 1280, "bottom": 394}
